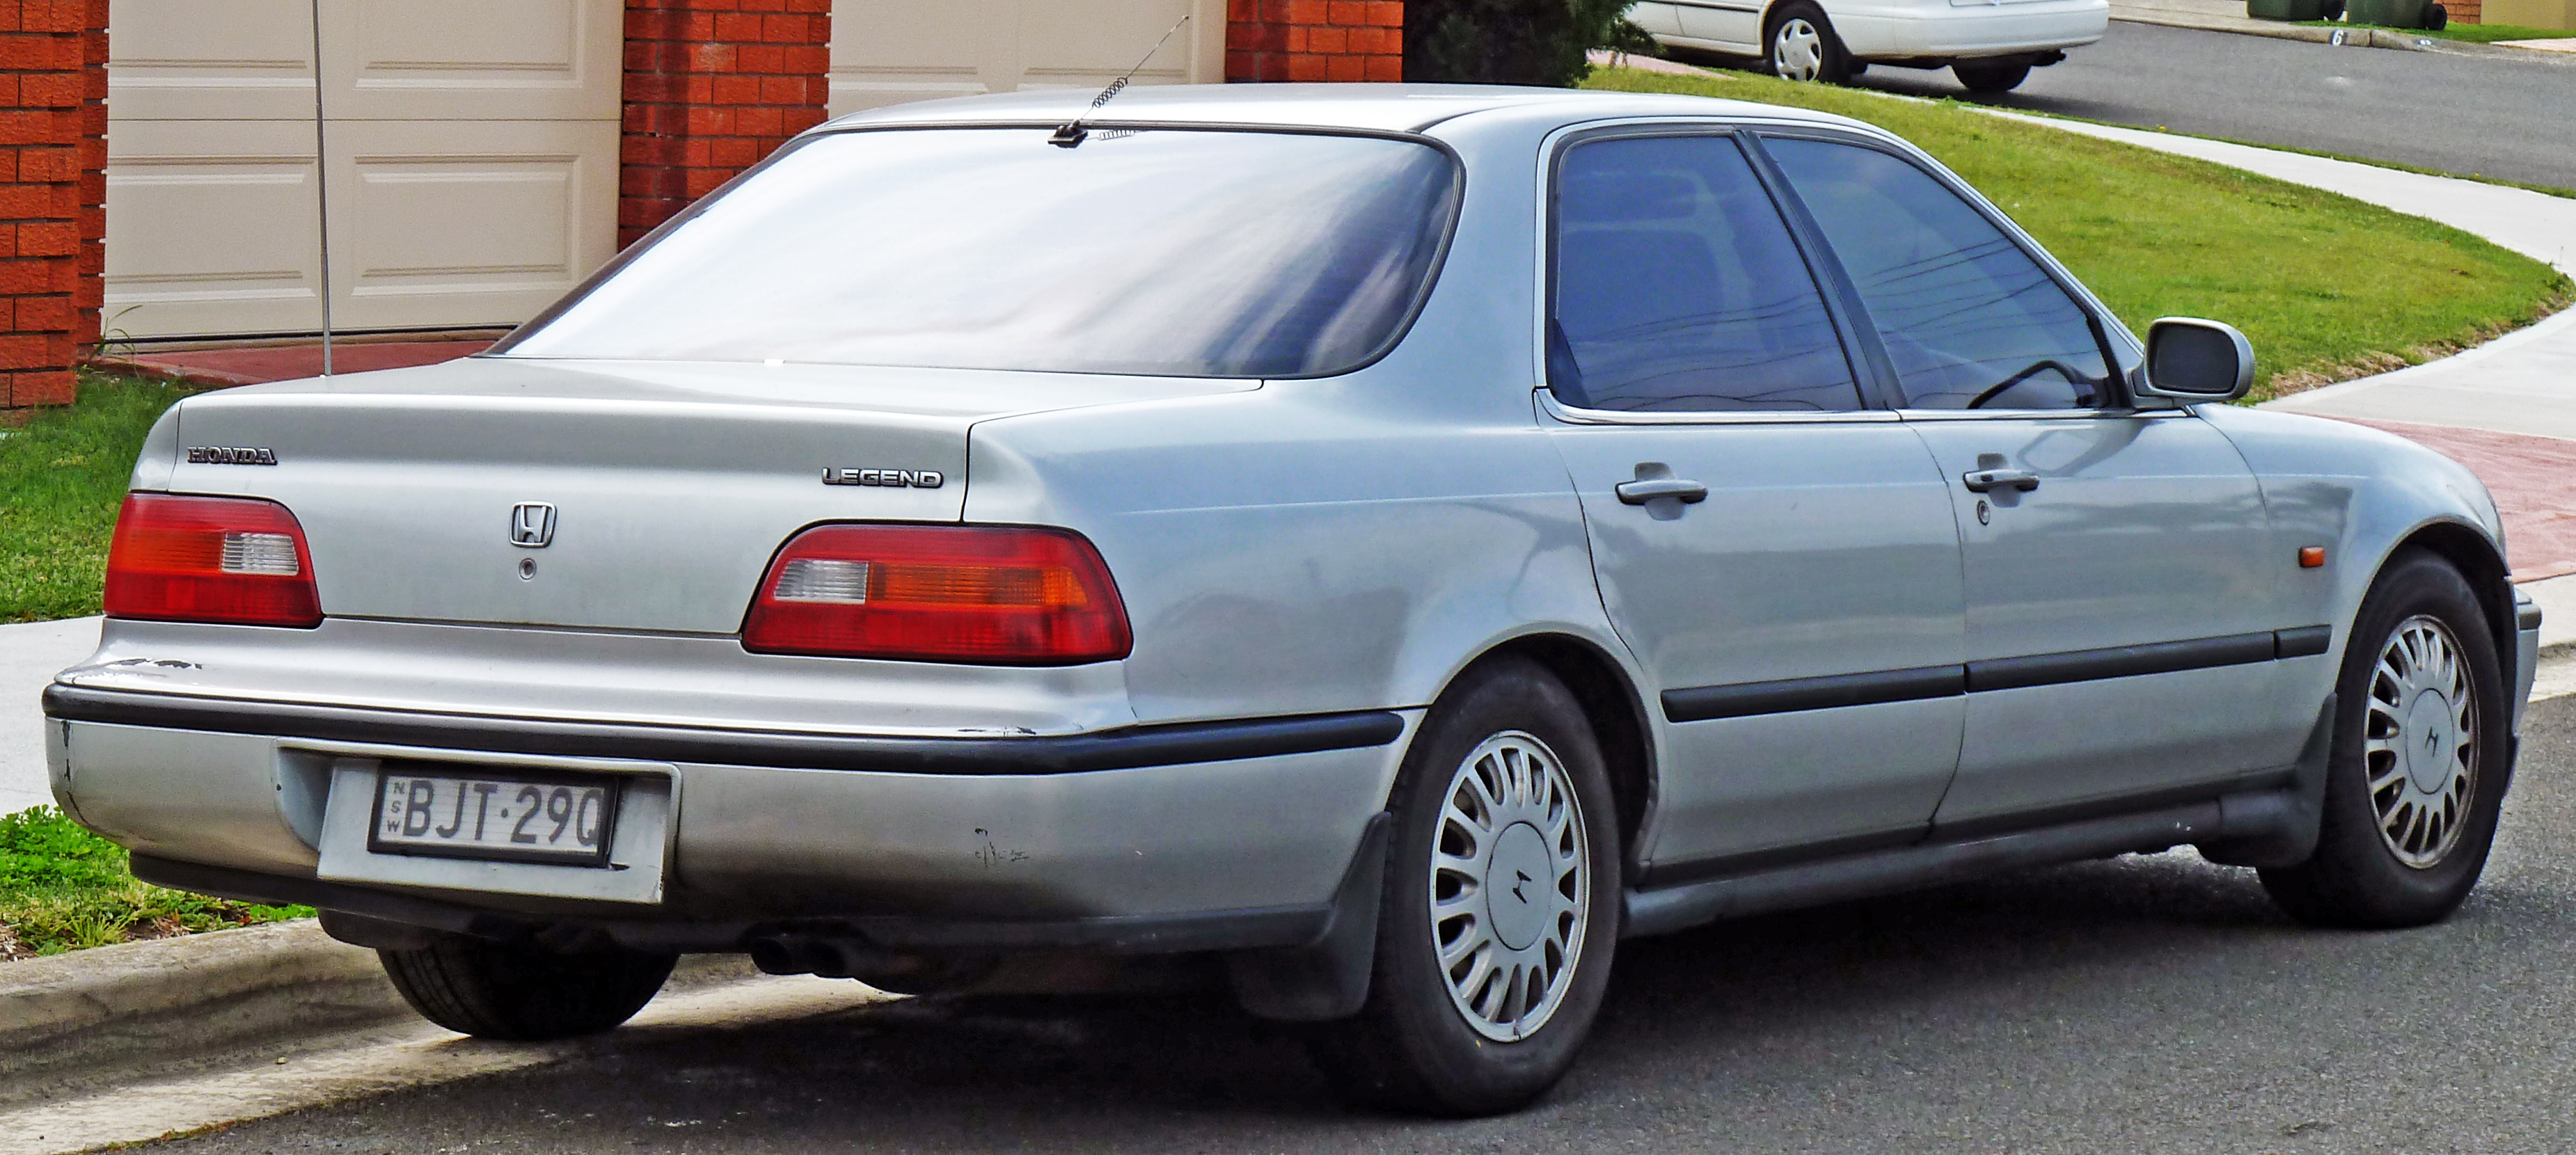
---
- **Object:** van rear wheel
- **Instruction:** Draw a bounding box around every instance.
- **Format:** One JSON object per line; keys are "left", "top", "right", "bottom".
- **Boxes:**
{"left": 1953, "top": 61, "right": 2031, "bottom": 93}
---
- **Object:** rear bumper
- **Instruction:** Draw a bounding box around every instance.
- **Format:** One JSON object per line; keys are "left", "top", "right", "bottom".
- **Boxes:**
{"left": 46, "top": 685, "right": 1413, "bottom": 952}
{"left": 2516, "top": 586, "right": 2541, "bottom": 731}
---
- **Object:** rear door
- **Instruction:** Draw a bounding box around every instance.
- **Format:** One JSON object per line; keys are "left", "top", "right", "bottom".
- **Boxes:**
{"left": 1537, "top": 128, "right": 1967, "bottom": 878}
{"left": 1758, "top": 132, "right": 2311, "bottom": 831}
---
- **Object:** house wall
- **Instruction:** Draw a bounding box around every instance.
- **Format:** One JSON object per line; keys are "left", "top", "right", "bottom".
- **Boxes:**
{"left": 0, "top": 0, "right": 103, "bottom": 415}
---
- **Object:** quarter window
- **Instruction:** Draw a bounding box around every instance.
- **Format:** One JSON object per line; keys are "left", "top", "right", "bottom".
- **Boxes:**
{"left": 1764, "top": 137, "right": 2113, "bottom": 411}
{"left": 1549, "top": 134, "right": 1860, "bottom": 413}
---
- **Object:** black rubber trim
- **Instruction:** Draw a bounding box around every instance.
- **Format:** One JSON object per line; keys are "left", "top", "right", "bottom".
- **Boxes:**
{"left": 44, "top": 684, "right": 1405, "bottom": 775}
{"left": 1966, "top": 631, "right": 2278, "bottom": 693}
{"left": 1661, "top": 627, "right": 2338, "bottom": 722}
{"left": 2275, "top": 624, "right": 2333, "bottom": 658}
{"left": 1661, "top": 664, "right": 1963, "bottom": 723}
{"left": 2519, "top": 600, "right": 2545, "bottom": 632}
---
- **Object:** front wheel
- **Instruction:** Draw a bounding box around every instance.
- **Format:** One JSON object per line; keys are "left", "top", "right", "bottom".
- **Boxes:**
{"left": 1767, "top": 3, "right": 1854, "bottom": 83}
{"left": 2259, "top": 550, "right": 2511, "bottom": 928}
{"left": 1305, "top": 657, "right": 1622, "bottom": 1116}
{"left": 1953, "top": 61, "right": 2031, "bottom": 93}
{"left": 380, "top": 934, "right": 678, "bottom": 1041}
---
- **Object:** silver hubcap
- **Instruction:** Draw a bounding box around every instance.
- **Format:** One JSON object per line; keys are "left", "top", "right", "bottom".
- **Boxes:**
{"left": 2366, "top": 615, "right": 2478, "bottom": 868}
{"left": 1431, "top": 731, "right": 1590, "bottom": 1042}
{"left": 1773, "top": 19, "right": 1825, "bottom": 81}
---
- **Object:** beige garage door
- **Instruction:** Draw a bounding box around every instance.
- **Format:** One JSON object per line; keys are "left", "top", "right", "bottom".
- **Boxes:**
{"left": 829, "top": 0, "right": 1228, "bottom": 118}
{"left": 106, "top": 0, "right": 622, "bottom": 341}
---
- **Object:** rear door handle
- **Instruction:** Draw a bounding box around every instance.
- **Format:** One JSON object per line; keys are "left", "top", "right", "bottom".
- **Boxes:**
{"left": 1616, "top": 478, "right": 1709, "bottom": 504}
{"left": 1961, "top": 468, "right": 2040, "bottom": 493}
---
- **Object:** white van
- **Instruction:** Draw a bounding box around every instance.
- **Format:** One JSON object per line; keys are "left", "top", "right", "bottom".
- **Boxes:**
{"left": 1629, "top": 0, "right": 2109, "bottom": 90}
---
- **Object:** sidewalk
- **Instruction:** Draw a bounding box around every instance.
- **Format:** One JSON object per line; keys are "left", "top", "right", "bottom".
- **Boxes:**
{"left": 0, "top": 618, "right": 93, "bottom": 815}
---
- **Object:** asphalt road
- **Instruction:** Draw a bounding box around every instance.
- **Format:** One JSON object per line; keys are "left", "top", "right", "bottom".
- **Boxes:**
{"left": 155, "top": 690, "right": 2576, "bottom": 1154}
{"left": 1847, "top": 22, "right": 2576, "bottom": 193}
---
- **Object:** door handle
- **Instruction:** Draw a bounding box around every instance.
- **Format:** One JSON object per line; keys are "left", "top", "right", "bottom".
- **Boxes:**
{"left": 1616, "top": 478, "right": 1709, "bottom": 504}
{"left": 1961, "top": 468, "right": 2040, "bottom": 493}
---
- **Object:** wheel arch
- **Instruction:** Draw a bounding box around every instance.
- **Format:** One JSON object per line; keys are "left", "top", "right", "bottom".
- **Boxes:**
{"left": 2384, "top": 518, "right": 2515, "bottom": 674}
{"left": 1441, "top": 632, "right": 1659, "bottom": 884}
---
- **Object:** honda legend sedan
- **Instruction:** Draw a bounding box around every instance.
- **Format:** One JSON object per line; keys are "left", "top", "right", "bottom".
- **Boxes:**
{"left": 46, "top": 84, "right": 2542, "bottom": 1115}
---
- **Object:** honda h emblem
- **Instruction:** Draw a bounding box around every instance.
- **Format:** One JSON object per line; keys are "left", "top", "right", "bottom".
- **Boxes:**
{"left": 509, "top": 502, "right": 557, "bottom": 548}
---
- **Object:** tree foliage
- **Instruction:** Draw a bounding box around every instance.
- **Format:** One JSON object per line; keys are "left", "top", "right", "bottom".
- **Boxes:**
{"left": 1405, "top": 0, "right": 1658, "bottom": 87}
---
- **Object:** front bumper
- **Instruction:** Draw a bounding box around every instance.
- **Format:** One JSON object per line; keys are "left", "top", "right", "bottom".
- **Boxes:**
{"left": 46, "top": 685, "right": 1413, "bottom": 953}
{"left": 2517, "top": 586, "right": 2541, "bottom": 731}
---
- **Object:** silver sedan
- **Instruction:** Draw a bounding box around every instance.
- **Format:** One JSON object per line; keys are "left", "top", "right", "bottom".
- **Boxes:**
{"left": 45, "top": 83, "right": 2542, "bottom": 1115}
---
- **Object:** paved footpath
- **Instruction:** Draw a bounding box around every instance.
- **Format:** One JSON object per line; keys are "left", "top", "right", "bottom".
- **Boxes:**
{"left": 0, "top": 617, "right": 93, "bottom": 815}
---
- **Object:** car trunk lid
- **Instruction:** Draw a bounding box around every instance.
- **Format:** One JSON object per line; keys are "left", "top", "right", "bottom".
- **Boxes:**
{"left": 164, "top": 356, "right": 1247, "bottom": 635}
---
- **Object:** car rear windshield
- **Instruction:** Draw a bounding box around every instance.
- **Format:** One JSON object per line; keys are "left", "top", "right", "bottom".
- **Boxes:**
{"left": 496, "top": 127, "right": 1461, "bottom": 379}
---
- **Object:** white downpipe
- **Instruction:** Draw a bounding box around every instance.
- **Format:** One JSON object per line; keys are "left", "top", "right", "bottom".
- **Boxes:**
{"left": 308, "top": 0, "right": 333, "bottom": 376}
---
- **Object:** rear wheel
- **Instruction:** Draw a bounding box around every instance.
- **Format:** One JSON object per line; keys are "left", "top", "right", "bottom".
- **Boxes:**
{"left": 2259, "top": 551, "right": 2509, "bottom": 928}
{"left": 379, "top": 934, "right": 677, "bottom": 1041}
{"left": 1952, "top": 60, "right": 2032, "bottom": 93}
{"left": 1767, "top": 3, "right": 1854, "bottom": 83}
{"left": 1306, "top": 657, "right": 1622, "bottom": 1116}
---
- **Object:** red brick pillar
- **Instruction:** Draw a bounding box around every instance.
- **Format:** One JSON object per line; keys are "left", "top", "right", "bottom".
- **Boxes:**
{"left": 619, "top": 0, "right": 831, "bottom": 248}
{"left": 0, "top": 0, "right": 102, "bottom": 418}
{"left": 1227, "top": 1, "right": 1402, "bottom": 83}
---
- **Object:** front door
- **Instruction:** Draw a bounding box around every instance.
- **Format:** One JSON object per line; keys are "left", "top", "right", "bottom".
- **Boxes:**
{"left": 1760, "top": 133, "right": 2308, "bottom": 831}
{"left": 1539, "top": 128, "right": 1967, "bottom": 877}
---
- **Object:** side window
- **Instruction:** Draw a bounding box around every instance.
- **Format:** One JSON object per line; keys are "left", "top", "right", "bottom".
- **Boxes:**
{"left": 1549, "top": 134, "right": 1860, "bottom": 413}
{"left": 1764, "top": 137, "right": 2112, "bottom": 411}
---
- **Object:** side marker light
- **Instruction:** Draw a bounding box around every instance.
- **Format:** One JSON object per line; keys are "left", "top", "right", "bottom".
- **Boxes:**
{"left": 2298, "top": 546, "right": 2327, "bottom": 568}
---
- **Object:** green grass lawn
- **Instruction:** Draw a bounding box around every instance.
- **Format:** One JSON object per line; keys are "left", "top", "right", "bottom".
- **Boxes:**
{"left": 2295, "top": 18, "right": 2576, "bottom": 40}
{"left": 0, "top": 368, "right": 193, "bottom": 623}
{"left": 0, "top": 806, "right": 309, "bottom": 959}
{"left": 1582, "top": 66, "right": 2572, "bottom": 400}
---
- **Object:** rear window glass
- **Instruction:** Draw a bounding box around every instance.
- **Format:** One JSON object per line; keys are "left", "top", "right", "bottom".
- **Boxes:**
{"left": 496, "top": 127, "right": 1460, "bottom": 379}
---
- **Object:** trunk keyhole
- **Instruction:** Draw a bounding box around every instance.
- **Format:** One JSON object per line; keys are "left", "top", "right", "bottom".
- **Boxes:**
{"left": 519, "top": 558, "right": 537, "bottom": 580}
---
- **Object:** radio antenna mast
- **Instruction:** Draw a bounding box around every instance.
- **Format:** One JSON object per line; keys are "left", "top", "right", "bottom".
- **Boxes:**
{"left": 1050, "top": 13, "right": 1190, "bottom": 148}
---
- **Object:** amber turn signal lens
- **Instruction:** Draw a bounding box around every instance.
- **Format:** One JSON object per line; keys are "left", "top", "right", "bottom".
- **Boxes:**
{"left": 2298, "top": 546, "right": 2327, "bottom": 568}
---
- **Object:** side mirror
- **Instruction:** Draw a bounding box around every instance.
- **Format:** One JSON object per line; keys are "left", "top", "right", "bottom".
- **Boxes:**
{"left": 2136, "top": 317, "right": 2254, "bottom": 402}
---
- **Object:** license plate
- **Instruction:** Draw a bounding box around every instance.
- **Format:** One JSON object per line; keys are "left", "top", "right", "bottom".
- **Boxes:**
{"left": 368, "top": 767, "right": 619, "bottom": 866}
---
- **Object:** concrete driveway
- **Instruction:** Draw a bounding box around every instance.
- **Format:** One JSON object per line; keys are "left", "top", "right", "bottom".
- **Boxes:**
{"left": 0, "top": 617, "right": 94, "bottom": 815}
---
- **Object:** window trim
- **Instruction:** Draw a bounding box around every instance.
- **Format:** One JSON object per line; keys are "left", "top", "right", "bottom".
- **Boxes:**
{"left": 1745, "top": 127, "right": 2144, "bottom": 415}
{"left": 1535, "top": 121, "right": 1881, "bottom": 420}
{"left": 487, "top": 121, "right": 1469, "bottom": 383}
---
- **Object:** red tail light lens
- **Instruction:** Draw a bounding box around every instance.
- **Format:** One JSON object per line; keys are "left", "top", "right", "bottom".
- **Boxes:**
{"left": 743, "top": 525, "right": 1131, "bottom": 664}
{"left": 104, "top": 494, "right": 322, "bottom": 628}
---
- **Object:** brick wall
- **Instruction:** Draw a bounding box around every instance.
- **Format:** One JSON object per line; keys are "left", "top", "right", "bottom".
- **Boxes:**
{"left": 0, "top": 0, "right": 102, "bottom": 419}
{"left": 2449, "top": 0, "right": 2481, "bottom": 24}
{"left": 1227, "top": 1, "right": 1402, "bottom": 82}
{"left": 619, "top": 0, "right": 831, "bottom": 248}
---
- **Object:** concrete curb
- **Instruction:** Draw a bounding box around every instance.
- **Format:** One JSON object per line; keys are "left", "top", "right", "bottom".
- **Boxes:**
{"left": 0, "top": 918, "right": 754, "bottom": 1096}
{"left": 0, "top": 920, "right": 402, "bottom": 1090}
{"left": 2113, "top": 11, "right": 2576, "bottom": 63}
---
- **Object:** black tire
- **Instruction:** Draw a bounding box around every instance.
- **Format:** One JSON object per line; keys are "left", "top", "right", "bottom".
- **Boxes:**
{"left": 1953, "top": 60, "right": 2032, "bottom": 93}
{"left": 2321, "top": 0, "right": 2346, "bottom": 17}
{"left": 1766, "top": 2, "right": 1854, "bottom": 84}
{"left": 379, "top": 934, "right": 678, "bottom": 1041}
{"left": 2259, "top": 550, "right": 2511, "bottom": 929}
{"left": 2424, "top": 2, "right": 2448, "bottom": 29}
{"left": 1304, "top": 656, "right": 1623, "bottom": 1117}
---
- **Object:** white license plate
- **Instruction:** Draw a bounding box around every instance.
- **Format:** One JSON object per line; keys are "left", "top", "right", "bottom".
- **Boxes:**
{"left": 369, "top": 769, "right": 619, "bottom": 866}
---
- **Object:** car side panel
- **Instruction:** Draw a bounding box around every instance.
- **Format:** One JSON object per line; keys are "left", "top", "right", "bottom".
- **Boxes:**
{"left": 2197, "top": 404, "right": 2514, "bottom": 722}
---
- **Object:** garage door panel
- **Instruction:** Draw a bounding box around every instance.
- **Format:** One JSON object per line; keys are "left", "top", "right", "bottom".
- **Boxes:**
{"left": 1016, "top": 0, "right": 1196, "bottom": 90}
{"left": 324, "top": 120, "right": 616, "bottom": 332}
{"left": 323, "top": 0, "right": 620, "bottom": 122}
{"left": 104, "top": 121, "right": 324, "bottom": 338}
{"left": 107, "top": 0, "right": 317, "bottom": 122}
{"left": 828, "top": 0, "right": 1000, "bottom": 117}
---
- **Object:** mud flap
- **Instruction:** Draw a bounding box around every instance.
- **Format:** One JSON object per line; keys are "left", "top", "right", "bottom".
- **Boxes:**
{"left": 2199, "top": 694, "right": 2335, "bottom": 869}
{"left": 1227, "top": 811, "right": 1388, "bottom": 1021}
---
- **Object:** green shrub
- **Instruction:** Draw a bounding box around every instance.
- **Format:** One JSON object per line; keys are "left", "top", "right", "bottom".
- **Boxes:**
{"left": 1406, "top": 0, "right": 1657, "bottom": 86}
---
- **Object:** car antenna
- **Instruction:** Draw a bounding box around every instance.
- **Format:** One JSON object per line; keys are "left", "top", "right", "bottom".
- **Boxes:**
{"left": 1049, "top": 13, "right": 1190, "bottom": 148}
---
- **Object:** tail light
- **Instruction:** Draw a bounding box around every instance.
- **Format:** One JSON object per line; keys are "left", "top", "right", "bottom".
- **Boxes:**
{"left": 103, "top": 494, "right": 322, "bottom": 628}
{"left": 743, "top": 525, "right": 1130, "bottom": 664}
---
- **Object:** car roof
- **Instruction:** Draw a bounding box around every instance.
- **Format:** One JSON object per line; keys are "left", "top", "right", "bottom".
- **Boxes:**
{"left": 816, "top": 82, "right": 1876, "bottom": 138}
